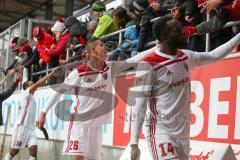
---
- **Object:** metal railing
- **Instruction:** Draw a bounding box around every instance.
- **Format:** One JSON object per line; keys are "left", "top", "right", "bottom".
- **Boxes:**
{"left": 28, "top": 17, "right": 240, "bottom": 81}
{"left": 31, "top": 44, "right": 83, "bottom": 78}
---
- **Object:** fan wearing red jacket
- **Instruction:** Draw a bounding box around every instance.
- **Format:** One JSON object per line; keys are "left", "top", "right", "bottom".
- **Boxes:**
{"left": 33, "top": 26, "right": 55, "bottom": 64}
{"left": 47, "top": 18, "right": 70, "bottom": 63}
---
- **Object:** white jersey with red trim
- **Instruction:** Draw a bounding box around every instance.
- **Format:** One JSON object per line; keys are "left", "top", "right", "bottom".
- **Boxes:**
{"left": 65, "top": 62, "right": 114, "bottom": 127}
{"left": 16, "top": 89, "right": 36, "bottom": 129}
{"left": 135, "top": 49, "right": 192, "bottom": 138}
{"left": 43, "top": 47, "right": 156, "bottom": 127}
{"left": 130, "top": 33, "right": 240, "bottom": 145}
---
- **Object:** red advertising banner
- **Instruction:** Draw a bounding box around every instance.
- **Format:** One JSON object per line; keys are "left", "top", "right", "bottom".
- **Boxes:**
{"left": 113, "top": 57, "right": 240, "bottom": 146}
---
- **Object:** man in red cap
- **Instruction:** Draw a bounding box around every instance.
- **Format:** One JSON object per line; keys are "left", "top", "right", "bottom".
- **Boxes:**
{"left": 33, "top": 26, "right": 55, "bottom": 65}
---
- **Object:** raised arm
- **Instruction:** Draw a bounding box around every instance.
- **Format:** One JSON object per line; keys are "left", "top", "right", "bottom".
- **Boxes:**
{"left": 0, "top": 75, "right": 22, "bottom": 100}
{"left": 110, "top": 47, "right": 155, "bottom": 76}
{"left": 28, "top": 68, "right": 61, "bottom": 93}
{"left": 186, "top": 33, "right": 240, "bottom": 69}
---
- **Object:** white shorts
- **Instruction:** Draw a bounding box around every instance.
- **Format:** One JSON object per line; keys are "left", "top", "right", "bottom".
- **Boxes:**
{"left": 11, "top": 125, "right": 37, "bottom": 149}
{"left": 62, "top": 123, "right": 103, "bottom": 160}
{"left": 145, "top": 126, "right": 189, "bottom": 160}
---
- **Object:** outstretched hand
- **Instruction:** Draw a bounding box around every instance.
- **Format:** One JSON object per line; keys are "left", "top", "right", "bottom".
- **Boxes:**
{"left": 36, "top": 112, "right": 46, "bottom": 129}
{"left": 6, "top": 69, "right": 15, "bottom": 80}
{"left": 170, "top": 7, "right": 180, "bottom": 19}
{"left": 199, "top": 0, "right": 222, "bottom": 13}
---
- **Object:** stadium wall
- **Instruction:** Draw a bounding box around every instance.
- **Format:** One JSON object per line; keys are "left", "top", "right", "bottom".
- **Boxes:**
{"left": 1, "top": 54, "right": 240, "bottom": 159}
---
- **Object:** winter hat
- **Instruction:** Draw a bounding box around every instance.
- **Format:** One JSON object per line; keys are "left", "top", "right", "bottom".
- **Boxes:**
{"left": 51, "top": 18, "right": 66, "bottom": 32}
{"left": 91, "top": 1, "right": 106, "bottom": 11}
{"left": 132, "top": 0, "right": 149, "bottom": 12}
{"left": 70, "top": 23, "right": 88, "bottom": 37}
{"left": 65, "top": 16, "right": 79, "bottom": 28}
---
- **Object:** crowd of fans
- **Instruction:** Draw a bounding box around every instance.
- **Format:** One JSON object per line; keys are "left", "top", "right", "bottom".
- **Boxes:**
{"left": 2, "top": 0, "right": 240, "bottom": 84}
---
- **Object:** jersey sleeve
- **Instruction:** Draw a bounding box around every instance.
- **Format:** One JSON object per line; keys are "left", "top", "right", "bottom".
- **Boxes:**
{"left": 130, "top": 62, "right": 154, "bottom": 145}
{"left": 109, "top": 47, "right": 155, "bottom": 76}
{"left": 42, "top": 69, "right": 79, "bottom": 113}
{"left": 185, "top": 33, "right": 240, "bottom": 69}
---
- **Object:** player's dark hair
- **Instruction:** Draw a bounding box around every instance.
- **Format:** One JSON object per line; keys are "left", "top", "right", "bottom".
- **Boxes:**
{"left": 23, "top": 81, "right": 31, "bottom": 90}
{"left": 152, "top": 16, "right": 172, "bottom": 42}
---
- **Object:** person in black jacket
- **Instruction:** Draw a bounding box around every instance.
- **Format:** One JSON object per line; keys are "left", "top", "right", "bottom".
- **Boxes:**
{"left": 131, "top": 0, "right": 199, "bottom": 52}
{"left": 0, "top": 73, "right": 22, "bottom": 126}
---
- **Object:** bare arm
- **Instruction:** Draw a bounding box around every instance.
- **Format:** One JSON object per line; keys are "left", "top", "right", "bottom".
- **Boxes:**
{"left": 28, "top": 69, "right": 57, "bottom": 93}
{"left": 0, "top": 77, "right": 5, "bottom": 86}
{"left": 0, "top": 70, "right": 15, "bottom": 86}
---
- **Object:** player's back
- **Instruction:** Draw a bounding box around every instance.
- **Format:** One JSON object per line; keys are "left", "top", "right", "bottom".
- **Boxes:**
{"left": 139, "top": 49, "right": 191, "bottom": 138}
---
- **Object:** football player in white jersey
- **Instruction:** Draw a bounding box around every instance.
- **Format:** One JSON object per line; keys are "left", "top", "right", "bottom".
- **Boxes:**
{"left": 36, "top": 38, "right": 151, "bottom": 160}
{"left": 4, "top": 69, "right": 60, "bottom": 160}
{"left": 130, "top": 18, "right": 240, "bottom": 160}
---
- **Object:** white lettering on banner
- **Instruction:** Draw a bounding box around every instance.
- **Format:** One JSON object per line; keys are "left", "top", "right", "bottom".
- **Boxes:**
{"left": 190, "top": 80, "right": 204, "bottom": 137}
{"left": 235, "top": 76, "right": 240, "bottom": 140}
{"left": 208, "top": 77, "right": 230, "bottom": 139}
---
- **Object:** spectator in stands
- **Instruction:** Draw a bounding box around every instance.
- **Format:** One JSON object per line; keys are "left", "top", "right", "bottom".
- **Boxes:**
{"left": 0, "top": 72, "right": 22, "bottom": 126}
{"left": 0, "top": 70, "right": 15, "bottom": 87}
{"left": 92, "top": 1, "right": 118, "bottom": 38}
{"left": 184, "top": 0, "right": 240, "bottom": 49}
{"left": 110, "top": 25, "right": 140, "bottom": 61}
{"left": 15, "top": 37, "right": 34, "bottom": 82}
{"left": 4, "top": 37, "right": 20, "bottom": 74}
{"left": 64, "top": 16, "right": 88, "bottom": 61}
{"left": 47, "top": 18, "right": 70, "bottom": 64}
{"left": 110, "top": 9, "right": 140, "bottom": 60}
{"left": 33, "top": 26, "right": 55, "bottom": 65}
{"left": 113, "top": 7, "right": 132, "bottom": 28}
{"left": 86, "top": 20, "right": 98, "bottom": 40}
{"left": 132, "top": 0, "right": 198, "bottom": 52}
